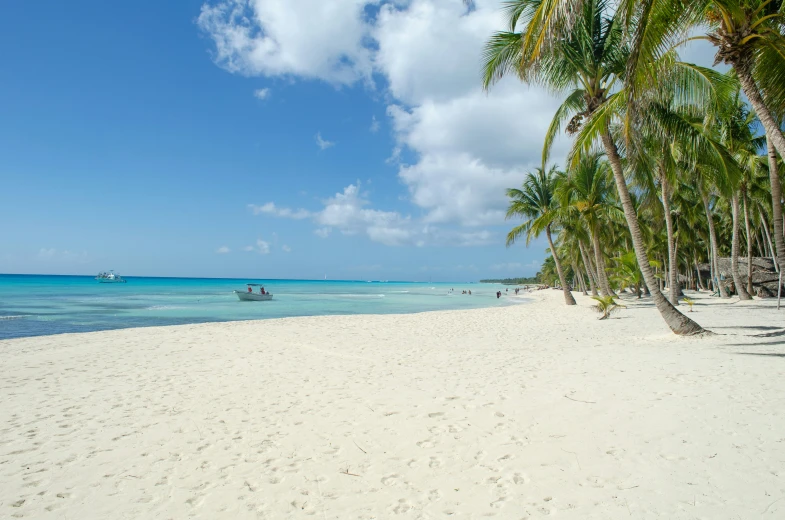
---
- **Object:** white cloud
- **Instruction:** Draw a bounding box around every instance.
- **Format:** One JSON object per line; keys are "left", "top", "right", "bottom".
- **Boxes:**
{"left": 370, "top": 115, "right": 380, "bottom": 133}
{"left": 256, "top": 239, "right": 270, "bottom": 255}
{"left": 199, "top": 0, "right": 571, "bottom": 231}
{"left": 249, "top": 202, "right": 311, "bottom": 219}
{"left": 315, "top": 132, "right": 335, "bottom": 150}
{"left": 253, "top": 87, "right": 270, "bottom": 100}
{"left": 216, "top": 246, "right": 231, "bottom": 254}
{"left": 314, "top": 227, "right": 332, "bottom": 238}
{"left": 282, "top": 244, "right": 291, "bottom": 252}
{"left": 197, "top": 0, "right": 374, "bottom": 85}
{"left": 263, "top": 183, "right": 498, "bottom": 247}
{"left": 243, "top": 245, "right": 255, "bottom": 251}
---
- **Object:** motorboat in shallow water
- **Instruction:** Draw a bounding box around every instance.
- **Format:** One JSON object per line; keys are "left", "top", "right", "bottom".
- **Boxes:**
{"left": 234, "top": 284, "right": 273, "bottom": 301}
{"left": 96, "top": 271, "right": 126, "bottom": 283}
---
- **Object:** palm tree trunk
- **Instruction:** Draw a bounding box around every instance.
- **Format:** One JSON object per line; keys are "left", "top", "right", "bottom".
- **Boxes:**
{"left": 591, "top": 230, "right": 613, "bottom": 296}
{"left": 761, "top": 209, "right": 779, "bottom": 272}
{"left": 579, "top": 240, "right": 599, "bottom": 296}
{"left": 731, "top": 193, "right": 752, "bottom": 300}
{"left": 736, "top": 64, "right": 785, "bottom": 162}
{"left": 660, "top": 175, "right": 680, "bottom": 304}
{"left": 700, "top": 189, "right": 724, "bottom": 297}
{"left": 600, "top": 130, "right": 703, "bottom": 334}
{"left": 545, "top": 224, "right": 576, "bottom": 305}
{"left": 743, "top": 193, "right": 754, "bottom": 295}
{"left": 755, "top": 229, "right": 764, "bottom": 259}
{"left": 573, "top": 262, "right": 588, "bottom": 295}
{"left": 694, "top": 256, "right": 705, "bottom": 291}
{"left": 767, "top": 138, "right": 785, "bottom": 274}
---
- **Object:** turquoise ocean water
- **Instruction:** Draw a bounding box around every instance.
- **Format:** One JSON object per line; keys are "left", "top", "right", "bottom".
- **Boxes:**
{"left": 0, "top": 275, "right": 522, "bottom": 340}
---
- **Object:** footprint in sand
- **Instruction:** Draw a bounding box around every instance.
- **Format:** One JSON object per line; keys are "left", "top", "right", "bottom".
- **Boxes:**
{"left": 428, "top": 412, "right": 445, "bottom": 418}
{"left": 428, "top": 489, "right": 442, "bottom": 502}
{"left": 393, "top": 499, "right": 412, "bottom": 514}
{"left": 429, "top": 457, "right": 442, "bottom": 468}
{"left": 491, "top": 497, "right": 507, "bottom": 508}
{"left": 381, "top": 474, "right": 399, "bottom": 486}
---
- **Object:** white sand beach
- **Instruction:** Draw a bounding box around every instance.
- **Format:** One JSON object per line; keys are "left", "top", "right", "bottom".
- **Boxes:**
{"left": 2, "top": 290, "right": 785, "bottom": 519}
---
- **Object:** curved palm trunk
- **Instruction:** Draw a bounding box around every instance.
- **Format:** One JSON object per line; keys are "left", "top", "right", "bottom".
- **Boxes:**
{"left": 700, "top": 189, "right": 725, "bottom": 297}
{"left": 743, "top": 193, "right": 754, "bottom": 295}
{"left": 601, "top": 130, "right": 703, "bottom": 334}
{"left": 767, "top": 138, "right": 785, "bottom": 274}
{"left": 660, "top": 175, "right": 681, "bottom": 304}
{"left": 579, "top": 241, "right": 599, "bottom": 296}
{"left": 731, "top": 193, "right": 752, "bottom": 300}
{"left": 694, "top": 256, "right": 705, "bottom": 291}
{"left": 573, "top": 262, "right": 588, "bottom": 295}
{"left": 706, "top": 243, "right": 715, "bottom": 292}
{"left": 736, "top": 65, "right": 785, "bottom": 163}
{"left": 761, "top": 209, "right": 779, "bottom": 272}
{"left": 545, "top": 224, "right": 577, "bottom": 305}
{"left": 590, "top": 230, "right": 613, "bottom": 296}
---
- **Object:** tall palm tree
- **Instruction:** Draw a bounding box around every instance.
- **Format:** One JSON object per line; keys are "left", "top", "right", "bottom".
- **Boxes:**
{"left": 714, "top": 89, "right": 765, "bottom": 299}
{"left": 765, "top": 117, "right": 785, "bottom": 273}
{"left": 483, "top": 0, "right": 704, "bottom": 334}
{"left": 624, "top": 0, "right": 785, "bottom": 159}
{"left": 622, "top": 0, "right": 785, "bottom": 281}
{"left": 555, "top": 152, "right": 621, "bottom": 297}
{"left": 558, "top": 211, "right": 599, "bottom": 295}
{"left": 506, "top": 166, "right": 577, "bottom": 305}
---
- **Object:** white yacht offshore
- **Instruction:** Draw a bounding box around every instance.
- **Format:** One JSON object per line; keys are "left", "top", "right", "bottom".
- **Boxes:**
{"left": 95, "top": 271, "right": 126, "bottom": 283}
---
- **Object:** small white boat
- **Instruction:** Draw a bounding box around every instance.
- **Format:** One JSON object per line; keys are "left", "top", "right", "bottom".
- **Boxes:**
{"left": 234, "top": 284, "right": 273, "bottom": 301}
{"left": 96, "top": 271, "right": 126, "bottom": 283}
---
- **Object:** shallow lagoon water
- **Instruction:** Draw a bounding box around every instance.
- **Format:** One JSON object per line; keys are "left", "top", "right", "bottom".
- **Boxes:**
{"left": 0, "top": 275, "right": 523, "bottom": 339}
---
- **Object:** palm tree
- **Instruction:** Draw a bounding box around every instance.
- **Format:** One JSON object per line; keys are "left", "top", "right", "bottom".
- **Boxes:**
{"left": 506, "top": 166, "right": 577, "bottom": 305}
{"left": 557, "top": 212, "right": 596, "bottom": 295}
{"left": 592, "top": 295, "right": 626, "bottom": 320}
{"left": 555, "top": 152, "right": 621, "bottom": 297}
{"left": 611, "top": 250, "right": 646, "bottom": 297}
{"left": 483, "top": 0, "right": 704, "bottom": 334}
{"left": 625, "top": 0, "right": 785, "bottom": 160}
{"left": 766, "top": 129, "right": 785, "bottom": 273}
{"left": 622, "top": 0, "right": 785, "bottom": 282}
{"left": 714, "top": 89, "right": 765, "bottom": 299}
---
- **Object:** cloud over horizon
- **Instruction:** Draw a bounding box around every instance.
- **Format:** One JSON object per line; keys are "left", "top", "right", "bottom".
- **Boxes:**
{"left": 198, "top": 0, "right": 574, "bottom": 244}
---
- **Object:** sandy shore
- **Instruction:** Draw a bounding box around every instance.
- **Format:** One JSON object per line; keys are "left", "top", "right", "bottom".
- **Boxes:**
{"left": 2, "top": 290, "right": 784, "bottom": 519}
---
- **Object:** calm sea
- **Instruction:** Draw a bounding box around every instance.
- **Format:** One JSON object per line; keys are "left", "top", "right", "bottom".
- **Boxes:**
{"left": 0, "top": 274, "right": 523, "bottom": 340}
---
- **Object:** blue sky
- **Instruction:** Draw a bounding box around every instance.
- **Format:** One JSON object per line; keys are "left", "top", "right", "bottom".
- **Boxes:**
{"left": 0, "top": 0, "right": 715, "bottom": 281}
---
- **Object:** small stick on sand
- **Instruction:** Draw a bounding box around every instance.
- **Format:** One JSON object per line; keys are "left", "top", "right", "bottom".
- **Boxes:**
{"left": 340, "top": 468, "right": 362, "bottom": 477}
{"left": 353, "top": 441, "right": 367, "bottom": 454}
{"left": 564, "top": 395, "right": 596, "bottom": 404}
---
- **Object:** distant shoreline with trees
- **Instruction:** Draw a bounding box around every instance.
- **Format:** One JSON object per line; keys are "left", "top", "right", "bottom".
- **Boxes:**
{"left": 479, "top": 277, "right": 539, "bottom": 285}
